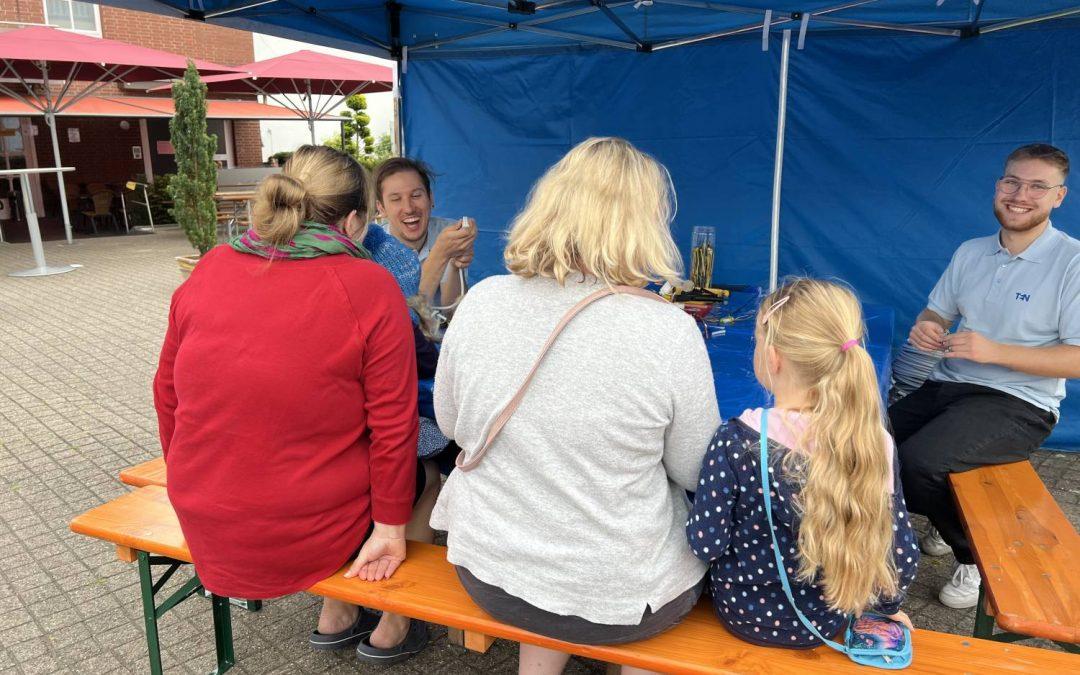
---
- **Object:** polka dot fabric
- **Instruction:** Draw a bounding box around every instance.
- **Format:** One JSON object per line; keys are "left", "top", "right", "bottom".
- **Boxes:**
{"left": 686, "top": 412, "right": 919, "bottom": 648}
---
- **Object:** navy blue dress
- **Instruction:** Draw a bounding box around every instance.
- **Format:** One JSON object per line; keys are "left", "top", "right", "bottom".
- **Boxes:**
{"left": 686, "top": 415, "right": 919, "bottom": 648}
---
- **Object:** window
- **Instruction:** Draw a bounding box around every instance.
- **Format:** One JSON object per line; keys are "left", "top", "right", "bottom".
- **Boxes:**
{"left": 44, "top": 0, "right": 101, "bottom": 35}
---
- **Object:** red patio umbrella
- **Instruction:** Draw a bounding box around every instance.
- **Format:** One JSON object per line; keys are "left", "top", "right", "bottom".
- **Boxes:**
{"left": 0, "top": 26, "right": 243, "bottom": 243}
{"left": 196, "top": 50, "right": 394, "bottom": 145}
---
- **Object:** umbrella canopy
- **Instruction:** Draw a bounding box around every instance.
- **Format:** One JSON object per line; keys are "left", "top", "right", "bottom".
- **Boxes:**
{"left": 0, "top": 25, "right": 244, "bottom": 243}
{"left": 0, "top": 25, "right": 240, "bottom": 81}
{"left": 200, "top": 50, "right": 392, "bottom": 96}
{"left": 192, "top": 50, "right": 393, "bottom": 143}
{"left": 0, "top": 95, "right": 347, "bottom": 121}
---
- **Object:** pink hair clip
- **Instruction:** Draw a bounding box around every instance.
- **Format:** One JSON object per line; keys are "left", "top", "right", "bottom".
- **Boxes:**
{"left": 840, "top": 339, "right": 859, "bottom": 352}
{"left": 760, "top": 295, "right": 790, "bottom": 324}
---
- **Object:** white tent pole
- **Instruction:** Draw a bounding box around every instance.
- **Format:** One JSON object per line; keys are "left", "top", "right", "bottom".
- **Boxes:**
{"left": 769, "top": 29, "right": 792, "bottom": 293}
{"left": 396, "top": 49, "right": 407, "bottom": 157}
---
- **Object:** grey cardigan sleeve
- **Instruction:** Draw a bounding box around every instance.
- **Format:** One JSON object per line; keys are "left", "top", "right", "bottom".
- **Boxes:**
{"left": 663, "top": 319, "right": 721, "bottom": 491}
{"left": 433, "top": 314, "right": 460, "bottom": 439}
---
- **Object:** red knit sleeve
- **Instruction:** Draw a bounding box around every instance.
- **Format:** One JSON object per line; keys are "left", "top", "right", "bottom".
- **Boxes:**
{"left": 346, "top": 266, "right": 419, "bottom": 525}
{"left": 153, "top": 287, "right": 183, "bottom": 460}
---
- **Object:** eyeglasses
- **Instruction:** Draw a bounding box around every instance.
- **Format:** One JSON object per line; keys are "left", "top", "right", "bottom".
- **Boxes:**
{"left": 996, "top": 177, "right": 1065, "bottom": 199}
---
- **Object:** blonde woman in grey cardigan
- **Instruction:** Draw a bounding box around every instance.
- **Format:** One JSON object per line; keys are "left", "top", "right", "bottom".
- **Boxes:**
{"left": 432, "top": 137, "right": 720, "bottom": 675}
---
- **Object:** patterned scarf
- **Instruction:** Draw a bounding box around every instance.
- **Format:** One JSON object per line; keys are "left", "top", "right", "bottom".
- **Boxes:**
{"left": 230, "top": 221, "right": 370, "bottom": 260}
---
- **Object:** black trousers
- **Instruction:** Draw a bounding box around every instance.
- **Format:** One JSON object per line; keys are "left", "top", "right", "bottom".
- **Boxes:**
{"left": 888, "top": 381, "right": 1055, "bottom": 564}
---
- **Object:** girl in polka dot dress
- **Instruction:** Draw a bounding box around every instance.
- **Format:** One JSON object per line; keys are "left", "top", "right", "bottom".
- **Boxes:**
{"left": 687, "top": 279, "right": 919, "bottom": 648}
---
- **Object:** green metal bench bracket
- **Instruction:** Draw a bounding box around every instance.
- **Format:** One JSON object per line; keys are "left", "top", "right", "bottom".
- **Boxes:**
{"left": 136, "top": 551, "right": 235, "bottom": 675}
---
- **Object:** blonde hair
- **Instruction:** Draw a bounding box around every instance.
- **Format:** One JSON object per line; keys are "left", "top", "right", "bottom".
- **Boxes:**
{"left": 758, "top": 278, "right": 897, "bottom": 615}
{"left": 504, "top": 137, "right": 682, "bottom": 287}
{"left": 252, "top": 145, "right": 370, "bottom": 246}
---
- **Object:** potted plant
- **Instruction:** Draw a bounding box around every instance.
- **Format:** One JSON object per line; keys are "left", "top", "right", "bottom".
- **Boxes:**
{"left": 168, "top": 61, "right": 217, "bottom": 279}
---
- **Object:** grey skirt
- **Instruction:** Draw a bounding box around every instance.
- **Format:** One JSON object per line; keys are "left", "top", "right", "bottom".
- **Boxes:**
{"left": 455, "top": 566, "right": 704, "bottom": 645}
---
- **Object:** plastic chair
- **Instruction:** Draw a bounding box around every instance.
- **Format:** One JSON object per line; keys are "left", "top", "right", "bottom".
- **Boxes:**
{"left": 82, "top": 184, "right": 119, "bottom": 234}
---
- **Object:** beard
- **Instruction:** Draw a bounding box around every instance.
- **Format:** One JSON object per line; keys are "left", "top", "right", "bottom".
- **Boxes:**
{"left": 993, "top": 202, "right": 1049, "bottom": 232}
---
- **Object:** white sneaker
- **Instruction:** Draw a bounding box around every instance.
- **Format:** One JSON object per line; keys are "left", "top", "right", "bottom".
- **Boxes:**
{"left": 920, "top": 526, "right": 953, "bottom": 557}
{"left": 939, "top": 563, "right": 981, "bottom": 609}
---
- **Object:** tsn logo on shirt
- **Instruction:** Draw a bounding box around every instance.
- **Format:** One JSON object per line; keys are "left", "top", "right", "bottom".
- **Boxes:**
{"left": 1014, "top": 292, "right": 1031, "bottom": 302}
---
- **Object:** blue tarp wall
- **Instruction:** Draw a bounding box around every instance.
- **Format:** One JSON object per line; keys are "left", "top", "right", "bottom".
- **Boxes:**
{"left": 404, "top": 24, "right": 1080, "bottom": 448}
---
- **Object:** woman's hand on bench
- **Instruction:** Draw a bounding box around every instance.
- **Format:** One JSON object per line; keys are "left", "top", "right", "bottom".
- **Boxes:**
{"left": 345, "top": 522, "right": 407, "bottom": 581}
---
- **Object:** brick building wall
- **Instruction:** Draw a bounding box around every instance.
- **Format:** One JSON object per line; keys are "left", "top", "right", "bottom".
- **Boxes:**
{"left": 0, "top": 1, "right": 48, "bottom": 25}
{"left": 98, "top": 5, "right": 254, "bottom": 66}
{"left": 232, "top": 121, "right": 263, "bottom": 168}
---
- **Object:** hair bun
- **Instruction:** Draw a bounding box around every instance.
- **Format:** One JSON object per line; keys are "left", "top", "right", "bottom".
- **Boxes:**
{"left": 253, "top": 173, "right": 307, "bottom": 244}
{"left": 251, "top": 145, "right": 370, "bottom": 247}
{"left": 264, "top": 174, "right": 307, "bottom": 211}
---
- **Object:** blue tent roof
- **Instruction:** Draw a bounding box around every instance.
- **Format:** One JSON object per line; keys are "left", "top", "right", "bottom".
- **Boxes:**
{"left": 97, "top": 1, "right": 1080, "bottom": 59}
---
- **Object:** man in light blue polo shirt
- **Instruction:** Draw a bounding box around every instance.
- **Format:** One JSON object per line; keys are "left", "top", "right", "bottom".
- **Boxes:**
{"left": 889, "top": 144, "right": 1080, "bottom": 609}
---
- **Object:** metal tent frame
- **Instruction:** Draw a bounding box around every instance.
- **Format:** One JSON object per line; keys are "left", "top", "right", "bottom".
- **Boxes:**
{"left": 91, "top": 0, "right": 1080, "bottom": 287}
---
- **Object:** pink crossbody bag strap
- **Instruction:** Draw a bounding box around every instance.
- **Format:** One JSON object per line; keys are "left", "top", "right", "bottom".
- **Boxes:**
{"left": 455, "top": 285, "right": 669, "bottom": 472}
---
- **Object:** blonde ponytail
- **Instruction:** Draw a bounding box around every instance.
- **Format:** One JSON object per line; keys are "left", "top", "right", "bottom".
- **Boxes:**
{"left": 253, "top": 174, "right": 306, "bottom": 246}
{"left": 760, "top": 279, "right": 897, "bottom": 615}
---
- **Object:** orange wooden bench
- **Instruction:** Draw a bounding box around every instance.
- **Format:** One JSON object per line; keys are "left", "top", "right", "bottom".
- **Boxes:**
{"left": 71, "top": 485, "right": 1079, "bottom": 674}
{"left": 951, "top": 460, "right": 1080, "bottom": 653}
{"left": 118, "top": 456, "right": 166, "bottom": 488}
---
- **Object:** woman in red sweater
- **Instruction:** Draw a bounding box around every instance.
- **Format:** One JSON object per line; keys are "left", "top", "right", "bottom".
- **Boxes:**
{"left": 154, "top": 145, "right": 433, "bottom": 664}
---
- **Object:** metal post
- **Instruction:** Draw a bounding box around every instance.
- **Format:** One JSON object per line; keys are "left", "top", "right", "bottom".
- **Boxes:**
{"left": 306, "top": 79, "right": 316, "bottom": 145}
{"left": 769, "top": 29, "right": 792, "bottom": 292}
{"left": 119, "top": 188, "right": 130, "bottom": 233}
{"left": 210, "top": 594, "right": 235, "bottom": 674}
{"left": 137, "top": 552, "right": 165, "bottom": 675}
{"left": 7, "top": 170, "right": 76, "bottom": 277}
{"left": 972, "top": 583, "right": 996, "bottom": 639}
{"left": 44, "top": 112, "right": 73, "bottom": 244}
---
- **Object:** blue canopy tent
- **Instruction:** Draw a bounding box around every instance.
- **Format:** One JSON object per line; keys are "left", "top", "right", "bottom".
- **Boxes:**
{"left": 97, "top": 1, "right": 1080, "bottom": 447}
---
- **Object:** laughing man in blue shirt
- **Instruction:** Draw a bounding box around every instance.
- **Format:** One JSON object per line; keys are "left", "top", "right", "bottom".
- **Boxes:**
{"left": 888, "top": 144, "right": 1080, "bottom": 610}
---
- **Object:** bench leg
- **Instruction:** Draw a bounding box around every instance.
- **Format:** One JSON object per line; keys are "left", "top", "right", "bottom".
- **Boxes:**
{"left": 134, "top": 551, "right": 237, "bottom": 675}
{"left": 210, "top": 594, "right": 235, "bottom": 674}
{"left": 463, "top": 630, "right": 495, "bottom": 653}
{"left": 448, "top": 628, "right": 494, "bottom": 653}
{"left": 972, "top": 583, "right": 996, "bottom": 640}
{"left": 137, "top": 553, "right": 165, "bottom": 675}
{"left": 447, "top": 627, "right": 465, "bottom": 647}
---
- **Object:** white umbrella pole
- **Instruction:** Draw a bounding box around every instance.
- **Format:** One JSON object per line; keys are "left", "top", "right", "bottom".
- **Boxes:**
{"left": 306, "top": 80, "right": 316, "bottom": 145}
{"left": 45, "top": 111, "right": 74, "bottom": 244}
{"left": 769, "top": 29, "right": 792, "bottom": 292}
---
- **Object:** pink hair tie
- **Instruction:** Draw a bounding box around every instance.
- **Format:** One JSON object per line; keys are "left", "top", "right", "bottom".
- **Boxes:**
{"left": 840, "top": 339, "right": 859, "bottom": 352}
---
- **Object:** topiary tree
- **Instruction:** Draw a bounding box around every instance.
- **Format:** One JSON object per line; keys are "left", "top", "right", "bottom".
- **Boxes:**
{"left": 357, "top": 134, "right": 395, "bottom": 170}
{"left": 168, "top": 61, "right": 218, "bottom": 256}
{"left": 345, "top": 94, "right": 374, "bottom": 157}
